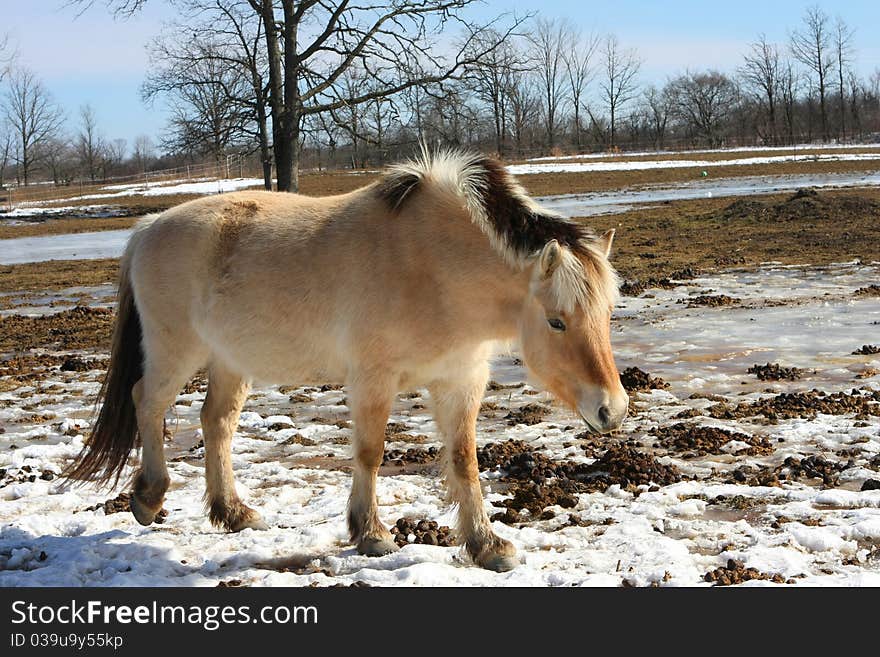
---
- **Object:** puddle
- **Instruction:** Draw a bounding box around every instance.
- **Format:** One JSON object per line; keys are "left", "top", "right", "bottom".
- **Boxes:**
{"left": 0, "top": 230, "right": 132, "bottom": 265}
{"left": 538, "top": 171, "right": 880, "bottom": 217}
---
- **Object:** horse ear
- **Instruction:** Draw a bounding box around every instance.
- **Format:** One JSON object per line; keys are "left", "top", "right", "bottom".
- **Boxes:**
{"left": 538, "top": 239, "right": 561, "bottom": 279}
{"left": 597, "top": 229, "right": 615, "bottom": 257}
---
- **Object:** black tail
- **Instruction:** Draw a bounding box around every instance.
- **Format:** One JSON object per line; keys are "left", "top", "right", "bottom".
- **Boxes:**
{"left": 64, "top": 261, "right": 143, "bottom": 488}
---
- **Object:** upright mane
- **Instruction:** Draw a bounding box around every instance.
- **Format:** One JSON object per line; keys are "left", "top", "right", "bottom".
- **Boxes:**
{"left": 376, "top": 148, "right": 620, "bottom": 313}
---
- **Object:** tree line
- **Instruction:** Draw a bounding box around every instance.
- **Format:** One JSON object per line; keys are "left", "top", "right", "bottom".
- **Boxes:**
{"left": 2, "top": 3, "right": 879, "bottom": 192}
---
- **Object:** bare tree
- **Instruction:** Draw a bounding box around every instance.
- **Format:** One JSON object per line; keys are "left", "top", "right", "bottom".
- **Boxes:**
{"left": 529, "top": 18, "right": 571, "bottom": 149}
{"left": 104, "top": 138, "right": 128, "bottom": 175}
{"left": 132, "top": 134, "right": 155, "bottom": 173}
{"left": 40, "top": 136, "right": 76, "bottom": 185}
{"left": 2, "top": 67, "right": 66, "bottom": 185}
{"left": 76, "top": 0, "right": 521, "bottom": 192}
{"left": 466, "top": 32, "right": 525, "bottom": 155}
{"left": 669, "top": 70, "right": 739, "bottom": 147}
{"left": 790, "top": 5, "right": 834, "bottom": 142}
{"left": 641, "top": 84, "right": 672, "bottom": 149}
{"left": 833, "top": 16, "right": 855, "bottom": 141}
{"left": 1, "top": 34, "right": 16, "bottom": 81}
{"left": 0, "top": 128, "right": 12, "bottom": 190}
{"left": 144, "top": 38, "right": 253, "bottom": 165}
{"left": 508, "top": 75, "right": 540, "bottom": 155}
{"left": 847, "top": 71, "right": 863, "bottom": 140}
{"left": 779, "top": 60, "right": 800, "bottom": 145}
{"left": 77, "top": 104, "right": 106, "bottom": 181}
{"left": 1, "top": 36, "right": 17, "bottom": 189}
{"left": 562, "top": 26, "right": 599, "bottom": 150}
{"left": 740, "top": 35, "right": 781, "bottom": 144}
{"left": 600, "top": 34, "right": 641, "bottom": 148}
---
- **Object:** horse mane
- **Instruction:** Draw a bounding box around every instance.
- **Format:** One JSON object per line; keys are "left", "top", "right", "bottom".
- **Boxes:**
{"left": 375, "top": 148, "right": 620, "bottom": 313}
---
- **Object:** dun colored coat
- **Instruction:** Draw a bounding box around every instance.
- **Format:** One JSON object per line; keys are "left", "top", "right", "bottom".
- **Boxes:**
{"left": 67, "top": 150, "right": 628, "bottom": 571}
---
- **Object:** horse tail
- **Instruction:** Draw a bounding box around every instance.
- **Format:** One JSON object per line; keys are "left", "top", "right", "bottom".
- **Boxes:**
{"left": 64, "top": 248, "right": 144, "bottom": 488}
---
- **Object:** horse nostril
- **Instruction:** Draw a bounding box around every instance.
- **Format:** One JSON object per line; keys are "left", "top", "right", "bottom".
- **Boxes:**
{"left": 598, "top": 405, "right": 611, "bottom": 427}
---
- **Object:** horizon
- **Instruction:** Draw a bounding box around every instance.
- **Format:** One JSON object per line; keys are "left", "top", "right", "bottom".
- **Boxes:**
{"left": 2, "top": 0, "right": 879, "bottom": 154}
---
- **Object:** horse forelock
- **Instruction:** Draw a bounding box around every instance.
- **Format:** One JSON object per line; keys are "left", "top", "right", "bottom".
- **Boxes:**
{"left": 376, "top": 148, "right": 621, "bottom": 315}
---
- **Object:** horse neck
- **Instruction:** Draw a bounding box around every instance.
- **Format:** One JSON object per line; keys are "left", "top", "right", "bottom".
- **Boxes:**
{"left": 437, "top": 223, "right": 533, "bottom": 342}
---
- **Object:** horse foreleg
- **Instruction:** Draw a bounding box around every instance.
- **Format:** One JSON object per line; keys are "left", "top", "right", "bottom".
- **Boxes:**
{"left": 202, "top": 365, "right": 266, "bottom": 532}
{"left": 430, "top": 368, "right": 518, "bottom": 572}
{"left": 348, "top": 379, "right": 397, "bottom": 556}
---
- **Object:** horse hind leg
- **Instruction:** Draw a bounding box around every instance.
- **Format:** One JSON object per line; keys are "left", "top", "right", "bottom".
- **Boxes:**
{"left": 201, "top": 364, "right": 266, "bottom": 532}
{"left": 130, "top": 346, "right": 203, "bottom": 526}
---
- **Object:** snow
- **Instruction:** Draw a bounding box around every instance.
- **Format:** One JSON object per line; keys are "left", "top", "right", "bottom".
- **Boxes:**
{"left": 2, "top": 178, "right": 266, "bottom": 210}
{"left": 525, "top": 142, "right": 880, "bottom": 162}
{"left": 0, "top": 205, "right": 122, "bottom": 218}
{"left": 508, "top": 153, "right": 880, "bottom": 175}
{"left": 1, "top": 262, "right": 878, "bottom": 586}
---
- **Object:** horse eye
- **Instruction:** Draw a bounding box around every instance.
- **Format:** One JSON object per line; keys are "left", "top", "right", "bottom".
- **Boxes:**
{"left": 547, "top": 318, "right": 566, "bottom": 332}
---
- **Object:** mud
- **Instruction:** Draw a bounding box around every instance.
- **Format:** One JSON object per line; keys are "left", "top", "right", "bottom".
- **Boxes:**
{"left": 729, "top": 455, "right": 852, "bottom": 488}
{"left": 0, "top": 306, "right": 113, "bottom": 352}
{"left": 0, "top": 464, "right": 58, "bottom": 488}
{"left": 708, "top": 388, "right": 880, "bottom": 421}
{"left": 852, "top": 345, "right": 880, "bottom": 355}
{"left": 703, "top": 559, "right": 790, "bottom": 586}
{"left": 747, "top": 363, "right": 805, "bottom": 381}
{"left": 505, "top": 403, "right": 551, "bottom": 426}
{"left": 60, "top": 356, "right": 104, "bottom": 372}
{"left": 651, "top": 423, "right": 774, "bottom": 458}
{"left": 77, "top": 492, "right": 168, "bottom": 522}
{"left": 480, "top": 440, "right": 682, "bottom": 521}
{"left": 684, "top": 294, "right": 740, "bottom": 308}
{"left": 620, "top": 277, "right": 677, "bottom": 297}
{"left": 854, "top": 285, "right": 880, "bottom": 298}
{"left": 390, "top": 518, "right": 454, "bottom": 547}
{"left": 0, "top": 353, "right": 104, "bottom": 378}
{"left": 619, "top": 366, "right": 670, "bottom": 392}
{"left": 382, "top": 446, "right": 439, "bottom": 466}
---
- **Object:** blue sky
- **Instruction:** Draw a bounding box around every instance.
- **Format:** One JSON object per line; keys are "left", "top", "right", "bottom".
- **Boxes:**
{"left": 2, "top": 1, "right": 879, "bottom": 151}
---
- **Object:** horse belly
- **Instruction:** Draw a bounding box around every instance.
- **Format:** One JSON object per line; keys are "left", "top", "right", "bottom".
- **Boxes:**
{"left": 198, "top": 313, "right": 347, "bottom": 384}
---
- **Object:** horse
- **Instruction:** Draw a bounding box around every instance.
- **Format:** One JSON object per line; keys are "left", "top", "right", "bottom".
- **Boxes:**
{"left": 66, "top": 149, "right": 628, "bottom": 572}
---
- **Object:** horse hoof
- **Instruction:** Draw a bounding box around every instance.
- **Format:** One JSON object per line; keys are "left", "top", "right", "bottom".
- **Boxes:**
{"left": 357, "top": 537, "right": 399, "bottom": 557}
{"left": 231, "top": 514, "right": 269, "bottom": 532}
{"left": 130, "top": 494, "right": 160, "bottom": 526}
{"left": 477, "top": 554, "right": 519, "bottom": 572}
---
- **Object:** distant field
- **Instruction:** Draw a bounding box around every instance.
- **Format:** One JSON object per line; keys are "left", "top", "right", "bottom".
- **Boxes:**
{"left": 4, "top": 186, "right": 878, "bottom": 298}
{"left": 3, "top": 144, "right": 879, "bottom": 221}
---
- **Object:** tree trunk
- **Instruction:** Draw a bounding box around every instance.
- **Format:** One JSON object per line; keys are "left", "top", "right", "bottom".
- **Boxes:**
{"left": 256, "top": 100, "right": 272, "bottom": 190}
{"left": 290, "top": 120, "right": 300, "bottom": 192}
{"left": 838, "top": 66, "right": 846, "bottom": 141}
{"left": 610, "top": 105, "right": 615, "bottom": 148}
{"left": 818, "top": 68, "right": 828, "bottom": 142}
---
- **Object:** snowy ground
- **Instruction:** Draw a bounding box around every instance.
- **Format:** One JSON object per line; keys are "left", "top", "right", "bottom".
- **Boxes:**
{"left": 525, "top": 142, "right": 880, "bottom": 161}
{"left": 1, "top": 262, "right": 878, "bottom": 587}
{"left": 508, "top": 152, "right": 880, "bottom": 175}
